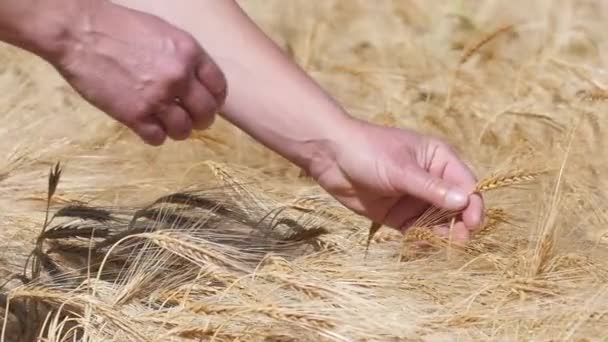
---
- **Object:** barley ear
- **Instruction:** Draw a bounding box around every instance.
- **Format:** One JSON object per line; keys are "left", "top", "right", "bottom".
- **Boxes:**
{"left": 42, "top": 161, "right": 63, "bottom": 234}
{"left": 459, "top": 24, "right": 514, "bottom": 65}
{"left": 474, "top": 170, "right": 541, "bottom": 193}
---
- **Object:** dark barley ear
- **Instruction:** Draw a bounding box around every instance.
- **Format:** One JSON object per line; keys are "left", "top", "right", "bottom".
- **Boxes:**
{"left": 146, "top": 192, "right": 242, "bottom": 225}
{"left": 284, "top": 226, "right": 329, "bottom": 242}
{"left": 152, "top": 192, "right": 229, "bottom": 212}
{"left": 40, "top": 223, "right": 110, "bottom": 241}
{"left": 143, "top": 209, "right": 201, "bottom": 229}
{"left": 47, "top": 161, "right": 63, "bottom": 202}
{"left": 254, "top": 206, "right": 292, "bottom": 231}
{"left": 35, "top": 250, "right": 63, "bottom": 280}
{"left": 270, "top": 217, "right": 310, "bottom": 234}
{"left": 54, "top": 205, "right": 113, "bottom": 222}
{"left": 41, "top": 161, "right": 64, "bottom": 236}
{"left": 93, "top": 226, "right": 151, "bottom": 250}
{"left": 128, "top": 208, "right": 200, "bottom": 232}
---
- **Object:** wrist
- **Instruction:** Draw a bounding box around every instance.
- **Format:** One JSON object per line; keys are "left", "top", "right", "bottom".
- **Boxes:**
{"left": 299, "top": 111, "right": 360, "bottom": 180}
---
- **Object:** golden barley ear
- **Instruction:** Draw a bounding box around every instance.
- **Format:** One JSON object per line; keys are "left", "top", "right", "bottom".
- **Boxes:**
{"left": 475, "top": 169, "right": 542, "bottom": 193}
{"left": 472, "top": 208, "right": 511, "bottom": 237}
{"left": 459, "top": 24, "right": 514, "bottom": 65}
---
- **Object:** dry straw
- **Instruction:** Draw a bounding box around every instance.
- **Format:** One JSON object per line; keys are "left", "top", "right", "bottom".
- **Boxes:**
{"left": 2, "top": 1, "right": 608, "bottom": 341}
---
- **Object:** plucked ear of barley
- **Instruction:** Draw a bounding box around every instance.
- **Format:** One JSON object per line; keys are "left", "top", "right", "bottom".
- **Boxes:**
{"left": 405, "top": 226, "right": 446, "bottom": 245}
{"left": 475, "top": 169, "right": 542, "bottom": 193}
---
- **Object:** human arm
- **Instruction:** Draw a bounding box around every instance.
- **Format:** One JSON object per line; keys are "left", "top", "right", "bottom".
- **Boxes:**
{"left": 0, "top": 0, "right": 227, "bottom": 145}
{"left": 0, "top": 0, "right": 483, "bottom": 239}
{"left": 113, "top": 0, "right": 484, "bottom": 239}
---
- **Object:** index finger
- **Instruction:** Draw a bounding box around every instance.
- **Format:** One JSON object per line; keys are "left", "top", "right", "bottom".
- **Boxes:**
{"left": 196, "top": 52, "right": 228, "bottom": 106}
{"left": 440, "top": 153, "right": 485, "bottom": 230}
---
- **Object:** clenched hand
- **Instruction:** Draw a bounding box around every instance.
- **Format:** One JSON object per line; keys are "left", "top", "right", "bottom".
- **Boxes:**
{"left": 49, "top": 1, "right": 227, "bottom": 145}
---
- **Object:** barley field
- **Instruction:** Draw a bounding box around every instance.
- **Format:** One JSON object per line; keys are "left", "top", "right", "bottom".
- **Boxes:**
{"left": 1, "top": 0, "right": 608, "bottom": 341}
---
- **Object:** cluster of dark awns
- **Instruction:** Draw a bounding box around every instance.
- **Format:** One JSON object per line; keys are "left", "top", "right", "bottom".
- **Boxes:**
{"left": 1, "top": 164, "right": 337, "bottom": 340}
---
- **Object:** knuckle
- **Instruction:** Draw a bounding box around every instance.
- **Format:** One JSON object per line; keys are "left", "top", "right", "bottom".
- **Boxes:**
{"left": 164, "top": 62, "right": 188, "bottom": 86}
{"left": 143, "top": 130, "right": 166, "bottom": 146}
{"left": 168, "top": 111, "right": 193, "bottom": 140}
{"left": 174, "top": 34, "right": 200, "bottom": 60}
{"left": 199, "top": 61, "right": 227, "bottom": 101}
{"left": 124, "top": 101, "right": 151, "bottom": 121}
{"left": 172, "top": 125, "right": 192, "bottom": 141}
{"left": 203, "top": 97, "right": 221, "bottom": 114}
{"left": 151, "top": 84, "right": 174, "bottom": 104}
{"left": 194, "top": 112, "right": 216, "bottom": 130}
{"left": 133, "top": 100, "right": 155, "bottom": 118}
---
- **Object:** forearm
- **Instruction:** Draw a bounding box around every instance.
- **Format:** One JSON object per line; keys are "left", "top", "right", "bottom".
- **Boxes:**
{"left": 114, "top": 0, "right": 355, "bottom": 173}
{"left": 0, "top": 0, "right": 96, "bottom": 60}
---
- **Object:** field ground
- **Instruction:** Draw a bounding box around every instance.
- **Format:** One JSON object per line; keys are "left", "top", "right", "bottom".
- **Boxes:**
{"left": 2, "top": 0, "right": 608, "bottom": 340}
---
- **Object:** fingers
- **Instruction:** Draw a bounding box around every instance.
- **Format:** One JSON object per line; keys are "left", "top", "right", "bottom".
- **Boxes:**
{"left": 137, "top": 48, "right": 226, "bottom": 144}
{"left": 389, "top": 140, "right": 484, "bottom": 238}
{"left": 164, "top": 56, "right": 226, "bottom": 135}
{"left": 180, "top": 79, "right": 218, "bottom": 130}
{"left": 463, "top": 193, "right": 484, "bottom": 229}
{"left": 440, "top": 153, "right": 485, "bottom": 230}
{"left": 155, "top": 104, "right": 193, "bottom": 141}
{"left": 197, "top": 55, "right": 228, "bottom": 105}
{"left": 383, "top": 196, "right": 429, "bottom": 231}
{"left": 432, "top": 221, "right": 470, "bottom": 244}
{"left": 393, "top": 166, "right": 470, "bottom": 212}
{"left": 130, "top": 116, "right": 167, "bottom": 146}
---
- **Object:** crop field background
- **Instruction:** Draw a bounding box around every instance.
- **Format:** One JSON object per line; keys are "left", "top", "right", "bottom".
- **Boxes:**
{"left": 1, "top": 0, "right": 608, "bottom": 340}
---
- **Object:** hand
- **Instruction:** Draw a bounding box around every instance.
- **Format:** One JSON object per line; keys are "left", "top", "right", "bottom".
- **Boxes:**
{"left": 45, "top": 1, "right": 227, "bottom": 145}
{"left": 309, "top": 118, "right": 484, "bottom": 242}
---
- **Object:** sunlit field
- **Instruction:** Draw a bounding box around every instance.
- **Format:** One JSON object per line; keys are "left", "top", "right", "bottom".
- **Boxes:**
{"left": 2, "top": 1, "right": 608, "bottom": 340}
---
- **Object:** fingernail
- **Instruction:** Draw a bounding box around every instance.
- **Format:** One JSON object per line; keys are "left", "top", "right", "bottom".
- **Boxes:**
{"left": 445, "top": 188, "right": 468, "bottom": 209}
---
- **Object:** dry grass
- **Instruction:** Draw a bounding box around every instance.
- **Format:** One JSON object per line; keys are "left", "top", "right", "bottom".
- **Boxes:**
{"left": 2, "top": 0, "right": 608, "bottom": 340}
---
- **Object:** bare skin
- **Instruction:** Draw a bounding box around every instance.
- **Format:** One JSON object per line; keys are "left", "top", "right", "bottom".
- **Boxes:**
{"left": 0, "top": 0, "right": 226, "bottom": 145}
{"left": 0, "top": 0, "right": 484, "bottom": 241}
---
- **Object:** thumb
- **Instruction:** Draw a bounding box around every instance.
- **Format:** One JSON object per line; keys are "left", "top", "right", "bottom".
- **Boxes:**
{"left": 393, "top": 166, "right": 469, "bottom": 211}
